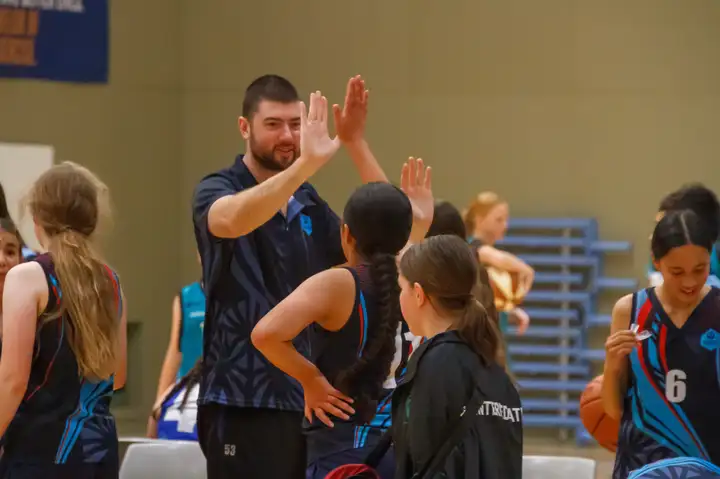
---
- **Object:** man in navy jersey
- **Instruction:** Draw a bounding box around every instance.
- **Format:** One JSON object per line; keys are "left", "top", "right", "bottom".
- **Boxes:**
{"left": 192, "top": 75, "right": 388, "bottom": 479}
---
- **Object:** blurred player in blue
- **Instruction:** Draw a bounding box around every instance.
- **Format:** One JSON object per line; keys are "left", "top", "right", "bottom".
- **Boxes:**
{"left": 148, "top": 361, "right": 201, "bottom": 441}
{"left": 151, "top": 252, "right": 205, "bottom": 430}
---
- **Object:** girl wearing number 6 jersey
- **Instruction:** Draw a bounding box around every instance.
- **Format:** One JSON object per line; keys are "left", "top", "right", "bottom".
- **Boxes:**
{"left": 602, "top": 209, "right": 720, "bottom": 479}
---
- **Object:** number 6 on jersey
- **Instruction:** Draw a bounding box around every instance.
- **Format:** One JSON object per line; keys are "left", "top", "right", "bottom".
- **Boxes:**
{"left": 665, "top": 369, "right": 686, "bottom": 403}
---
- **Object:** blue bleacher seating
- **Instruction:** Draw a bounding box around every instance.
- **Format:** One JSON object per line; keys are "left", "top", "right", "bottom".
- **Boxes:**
{"left": 521, "top": 399, "right": 580, "bottom": 412}
{"left": 496, "top": 217, "right": 637, "bottom": 445}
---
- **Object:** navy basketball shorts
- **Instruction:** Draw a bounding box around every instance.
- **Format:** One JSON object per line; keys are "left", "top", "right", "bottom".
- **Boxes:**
{"left": 197, "top": 404, "right": 306, "bottom": 479}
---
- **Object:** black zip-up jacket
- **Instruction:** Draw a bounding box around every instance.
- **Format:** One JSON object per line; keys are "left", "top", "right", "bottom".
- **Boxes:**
{"left": 391, "top": 330, "right": 523, "bottom": 478}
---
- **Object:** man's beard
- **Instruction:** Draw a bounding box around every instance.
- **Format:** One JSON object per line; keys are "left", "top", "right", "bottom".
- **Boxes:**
{"left": 250, "top": 140, "right": 299, "bottom": 172}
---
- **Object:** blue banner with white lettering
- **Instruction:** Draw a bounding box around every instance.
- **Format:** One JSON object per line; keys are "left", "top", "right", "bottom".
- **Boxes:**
{"left": 0, "top": 0, "right": 108, "bottom": 83}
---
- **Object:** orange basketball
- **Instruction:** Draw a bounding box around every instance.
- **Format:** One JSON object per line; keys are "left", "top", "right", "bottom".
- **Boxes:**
{"left": 487, "top": 267, "right": 525, "bottom": 312}
{"left": 580, "top": 375, "right": 620, "bottom": 452}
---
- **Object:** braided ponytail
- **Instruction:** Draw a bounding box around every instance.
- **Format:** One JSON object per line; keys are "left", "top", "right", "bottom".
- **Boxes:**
{"left": 337, "top": 253, "right": 402, "bottom": 422}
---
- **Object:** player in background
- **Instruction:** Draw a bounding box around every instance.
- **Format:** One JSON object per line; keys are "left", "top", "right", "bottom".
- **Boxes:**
{"left": 151, "top": 252, "right": 205, "bottom": 437}
{"left": 463, "top": 192, "right": 533, "bottom": 335}
{"left": 0, "top": 182, "right": 37, "bottom": 261}
{"left": 148, "top": 361, "right": 201, "bottom": 441}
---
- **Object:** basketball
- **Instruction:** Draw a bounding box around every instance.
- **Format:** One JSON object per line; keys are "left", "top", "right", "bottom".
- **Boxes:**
{"left": 580, "top": 375, "right": 619, "bottom": 452}
{"left": 487, "top": 266, "right": 525, "bottom": 312}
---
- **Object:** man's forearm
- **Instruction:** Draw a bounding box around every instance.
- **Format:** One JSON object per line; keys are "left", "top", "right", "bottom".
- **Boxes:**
{"left": 212, "top": 159, "right": 313, "bottom": 238}
{"left": 346, "top": 140, "right": 388, "bottom": 183}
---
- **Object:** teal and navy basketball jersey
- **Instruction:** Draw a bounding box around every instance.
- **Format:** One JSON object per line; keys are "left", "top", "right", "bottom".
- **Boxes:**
{"left": 178, "top": 281, "right": 205, "bottom": 379}
{"left": 304, "top": 265, "right": 420, "bottom": 464}
{"left": 629, "top": 457, "right": 720, "bottom": 478}
{"left": 613, "top": 287, "right": 720, "bottom": 478}
{"left": 647, "top": 244, "right": 720, "bottom": 287}
{"left": 2, "top": 253, "right": 122, "bottom": 465}
{"left": 157, "top": 383, "right": 199, "bottom": 442}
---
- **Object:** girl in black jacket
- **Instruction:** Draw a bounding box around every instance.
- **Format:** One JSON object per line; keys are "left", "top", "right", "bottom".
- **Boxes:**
{"left": 393, "top": 234, "right": 523, "bottom": 479}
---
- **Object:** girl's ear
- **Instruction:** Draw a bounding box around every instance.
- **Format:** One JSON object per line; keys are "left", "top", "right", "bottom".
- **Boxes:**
{"left": 652, "top": 256, "right": 660, "bottom": 272}
{"left": 413, "top": 282, "right": 428, "bottom": 307}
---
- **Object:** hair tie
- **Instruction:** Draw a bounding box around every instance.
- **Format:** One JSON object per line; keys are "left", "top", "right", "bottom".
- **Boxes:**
{"left": 441, "top": 293, "right": 474, "bottom": 308}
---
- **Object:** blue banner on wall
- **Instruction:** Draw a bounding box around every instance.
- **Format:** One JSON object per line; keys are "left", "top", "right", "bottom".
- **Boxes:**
{"left": 0, "top": 0, "right": 108, "bottom": 83}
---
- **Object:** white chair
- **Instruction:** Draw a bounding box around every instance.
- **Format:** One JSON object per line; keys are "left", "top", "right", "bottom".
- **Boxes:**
{"left": 120, "top": 441, "right": 206, "bottom": 479}
{"left": 523, "top": 455, "right": 597, "bottom": 479}
{"left": 118, "top": 436, "right": 165, "bottom": 444}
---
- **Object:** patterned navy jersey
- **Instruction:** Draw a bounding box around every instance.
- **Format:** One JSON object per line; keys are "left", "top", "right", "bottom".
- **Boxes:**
{"left": 192, "top": 156, "right": 345, "bottom": 410}
{"left": 614, "top": 287, "right": 720, "bottom": 478}
{"left": 304, "top": 265, "right": 422, "bottom": 463}
{"left": 1, "top": 254, "right": 121, "bottom": 465}
{"left": 628, "top": 457, "right": 720, "bottom": 478}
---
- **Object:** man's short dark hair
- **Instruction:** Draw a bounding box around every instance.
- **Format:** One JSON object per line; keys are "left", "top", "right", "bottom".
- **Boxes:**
{"left": 242, "top": 75, "right": 299, "bottom": 119}
{"left": 426, "top": 200, "right": 466, "bottom": 239}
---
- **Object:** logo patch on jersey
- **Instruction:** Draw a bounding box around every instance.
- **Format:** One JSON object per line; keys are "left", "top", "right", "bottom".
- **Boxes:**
{"left": 701, "top": 328, "right": 720, "bottom": 351}
{"left": 300, "top": 214, "right": 312, "bottom": 236}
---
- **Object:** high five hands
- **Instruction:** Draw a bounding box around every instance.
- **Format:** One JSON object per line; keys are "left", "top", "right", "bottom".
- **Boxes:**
{"left": 333, "top": 75, "right": 368, "bottom": 146}
{"left": 401, "top": 157, "right": 434, "bottom": 243}
{"left": 299, "top": 91, "right": 341, "bottom": 172}
{"left": 299, "top": 76, "right": 371, "bottom": 174}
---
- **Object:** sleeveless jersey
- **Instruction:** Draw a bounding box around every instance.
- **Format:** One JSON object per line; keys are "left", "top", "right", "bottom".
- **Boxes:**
{"left": 613, "top": 287, "right": 720, "bottom": 478}
{"left": 157, "top": 383, "right": 199, "bottom": 441}
{"left": 304, "top": 265, "right": 421, "bottom": 463}
{"left": 178, "top": 281, "right": 205, "bottom": 379}
{"left": 1, "top": 254, "right": 121, "bottom": 465}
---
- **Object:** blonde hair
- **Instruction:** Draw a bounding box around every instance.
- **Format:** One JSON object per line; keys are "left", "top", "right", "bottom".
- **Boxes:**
{"left": 463, "top": 191, "right": 506, "bottom": 235}
{"left": 28, "top": 162, "right": 118, "bottom": 380}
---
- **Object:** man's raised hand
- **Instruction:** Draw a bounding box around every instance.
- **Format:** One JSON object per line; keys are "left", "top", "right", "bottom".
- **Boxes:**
{"left": 300, "top": 91, "right": 341, "bottom": 173}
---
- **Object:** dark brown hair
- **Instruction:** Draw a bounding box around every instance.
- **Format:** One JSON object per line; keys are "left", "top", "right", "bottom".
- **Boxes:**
{"left": 0, "top": 216, "right": 22, "bottom": 244}
{"left": 0, "top": 182, "right": 28, "bottom": 247}
{"left": 242, "top": 74, "right": 299, "bottom": 119}
{"left": 28, "top": 162, "right": 118, "bottom": 380}
{"left": 0, "top": 216, "right": 23, "bottom": 269}
{"left": 400, "top": 234, "right": 503, "bottom": 365}
{"left": 425, "top": 202, "right": 506, "bottom": 366}
{"left": 153, "top": 360, "right": 202, "bottom": 419}
{"left": 336, "top": 183, "right": 412, "bottom": 421}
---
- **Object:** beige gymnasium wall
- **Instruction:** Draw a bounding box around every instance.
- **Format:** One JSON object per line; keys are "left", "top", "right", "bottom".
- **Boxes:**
{"left": 180, "top": 0, "right": 720, "bottom": 284}
{"left": 0, "top": 0, "right": 719, "bottom": 430}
